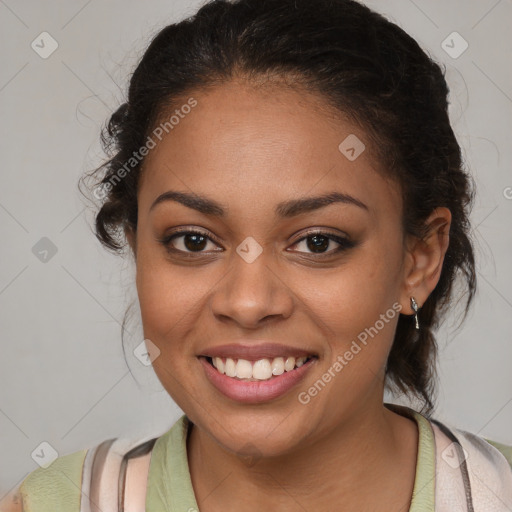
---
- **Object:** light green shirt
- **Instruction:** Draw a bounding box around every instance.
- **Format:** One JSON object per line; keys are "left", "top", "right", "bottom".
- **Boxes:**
{"left": 16, "top": 404, "right": 512, "bottom": 511}
{"left": 145, "top": 403, "right": 436, "bottom": 510}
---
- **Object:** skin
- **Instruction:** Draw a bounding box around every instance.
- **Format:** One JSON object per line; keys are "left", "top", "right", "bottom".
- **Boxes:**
{"left": 125, "top": 78, "right": 451, "bottom": 511}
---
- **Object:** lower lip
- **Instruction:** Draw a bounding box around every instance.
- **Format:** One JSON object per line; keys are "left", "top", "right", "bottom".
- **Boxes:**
{"left": 199, "top": 356, "right": 316, "bottom": 404}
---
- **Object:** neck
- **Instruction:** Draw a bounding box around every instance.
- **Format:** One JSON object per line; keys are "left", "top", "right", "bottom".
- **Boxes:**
{"left": 186, "top": 401, "right": 418, "bottom": 512}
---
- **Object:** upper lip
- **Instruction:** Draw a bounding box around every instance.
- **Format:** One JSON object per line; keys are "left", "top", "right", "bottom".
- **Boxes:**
{"left": 199, "top": 342, "right": 317, "bottom": 361}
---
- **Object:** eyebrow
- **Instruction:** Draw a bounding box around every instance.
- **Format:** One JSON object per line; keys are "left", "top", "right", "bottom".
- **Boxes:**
{"left": 149, "top": 190, "right": 369, "bottom": 217}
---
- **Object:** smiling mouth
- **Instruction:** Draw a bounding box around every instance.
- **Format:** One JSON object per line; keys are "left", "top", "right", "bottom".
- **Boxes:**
{"left": 203, "top": 355, "right": 317, "bottom": 381}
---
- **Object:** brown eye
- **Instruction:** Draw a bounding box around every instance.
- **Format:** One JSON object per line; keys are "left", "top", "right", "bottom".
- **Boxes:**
{"left": 303, "top": 234, "right": 331, "bottom": 253}
{"left": 160, "top": 229, "right": 222, "bottom": 254}
{"left": 289, "top": 231, "right": 356, "bottom": 255}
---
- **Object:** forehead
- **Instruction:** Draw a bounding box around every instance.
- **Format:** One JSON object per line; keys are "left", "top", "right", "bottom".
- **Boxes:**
{"left": 138, "top": 80, "right": 400, "bottom": 218}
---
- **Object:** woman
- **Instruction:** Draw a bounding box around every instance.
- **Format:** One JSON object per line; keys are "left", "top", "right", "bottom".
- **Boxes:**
{"left": 3, "top": 0, "right": 511, "bottom": 510}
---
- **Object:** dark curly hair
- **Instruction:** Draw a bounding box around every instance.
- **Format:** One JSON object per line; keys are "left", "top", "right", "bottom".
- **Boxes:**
{"left": 80, "top": 0, "right": 477, "bottom": 416}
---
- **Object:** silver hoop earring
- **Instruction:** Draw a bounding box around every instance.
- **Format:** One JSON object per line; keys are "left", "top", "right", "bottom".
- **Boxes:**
{"left": 410, "top": 297, "right": 420, "bottom": 330}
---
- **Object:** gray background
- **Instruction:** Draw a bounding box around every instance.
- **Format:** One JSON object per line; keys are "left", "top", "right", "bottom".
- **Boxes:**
{"left": 1, "top": 0, "right": 511, "bottom": 496}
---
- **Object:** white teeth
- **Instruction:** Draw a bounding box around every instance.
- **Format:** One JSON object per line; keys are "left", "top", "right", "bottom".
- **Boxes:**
{"left": 214, "top": 357, "right": 225, "bottom": 374}
{"left": 210, "top": 355, "right": 311, "bottom": 380}
{"left": 296, "top": 356, "right": 307, "bottom": 368}
{"left": 253, "top": 359, "right": 273, "bottom": 379}
{"left": 284, "top": 357, "right": 296, "bottom": 372}
{"left": 235, "top": 359, "right": 253, "bottom": 379}
{"left": 225, "top": 358, "right": 236, "bottom": 377}
{"left": 272, "top": 357, "right": 285, "bottom": 375}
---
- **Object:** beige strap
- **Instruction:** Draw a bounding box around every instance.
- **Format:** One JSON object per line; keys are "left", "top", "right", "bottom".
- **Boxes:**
{"left": 123, "top": 451, "right": 153, "bottom": 511}
{"left": 89, "top": 439, "right": 125, "bottom": 512}
{"left": 80, "top": 437, "right": 156, "bottom": 512}
{"left": 431, "top": 421, "right": 470, "bottom": 511}
{"left": 80, "top": 441, "right": 107, "bottom": 512}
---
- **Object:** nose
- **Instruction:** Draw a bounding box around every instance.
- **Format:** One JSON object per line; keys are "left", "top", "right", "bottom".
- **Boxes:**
{"left": 210, "top": 246, "right": 294, "bottom": 329}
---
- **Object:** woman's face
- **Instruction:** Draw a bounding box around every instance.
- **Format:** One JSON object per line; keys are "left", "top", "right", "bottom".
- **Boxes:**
{"left": 132, "top": 79, "right": 416, "bottom": 457}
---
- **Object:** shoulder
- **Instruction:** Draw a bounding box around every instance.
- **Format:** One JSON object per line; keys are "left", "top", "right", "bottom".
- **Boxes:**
{"left": 21, "top": 448, "right": 87, "bottom": 511}
{"left": 484, "top": 438, "right": 512, "bottom": 469}
{"left": 431, "top": 420, "right": 512, "bottom": 504}
{"left": 1, "top": 430, "right": 164, "bottom": 512}
{"left": 0, "top": 448, "right": 87, "bottom": 512}
{"left": 431, "top": 418, "right": 512, "bottom": 473}
{"left": 451, "top": 428, "right": 512, "bottom": 507}
{"left": 454, "top": 426, "right": 512, "bottom": 472}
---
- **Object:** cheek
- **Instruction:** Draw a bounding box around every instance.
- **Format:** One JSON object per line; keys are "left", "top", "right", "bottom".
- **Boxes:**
{"left": 135, "top": 248, "right": 215, "bottom": 353}
{"left": 303, "top": 272, "right": 398, "bottom": 370}
{"left": 310, "top": 250, "right": 401, "bottom": 329}
{"left": 135, "top": 254, "right": 208, "bottom": 403}
{"left": 301, "top": 238, "right": 403, "bottom": 373}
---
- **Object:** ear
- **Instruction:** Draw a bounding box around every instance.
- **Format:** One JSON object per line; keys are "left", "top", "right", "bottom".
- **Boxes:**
{"left": 125, "top": 226, "right": 137, "bottom": 261}
{"left": 399, "top": 207, "right": 451, "bottom": 314}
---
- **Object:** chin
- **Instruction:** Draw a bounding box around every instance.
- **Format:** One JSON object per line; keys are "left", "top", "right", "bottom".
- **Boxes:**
{"left": 191, "top": 404, "right": 318, "bottom": 459}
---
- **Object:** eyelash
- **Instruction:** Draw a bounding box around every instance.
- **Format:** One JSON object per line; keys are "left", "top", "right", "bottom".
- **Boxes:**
{"left": 157, "top": 228, "right": 356, "bottom": 258}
